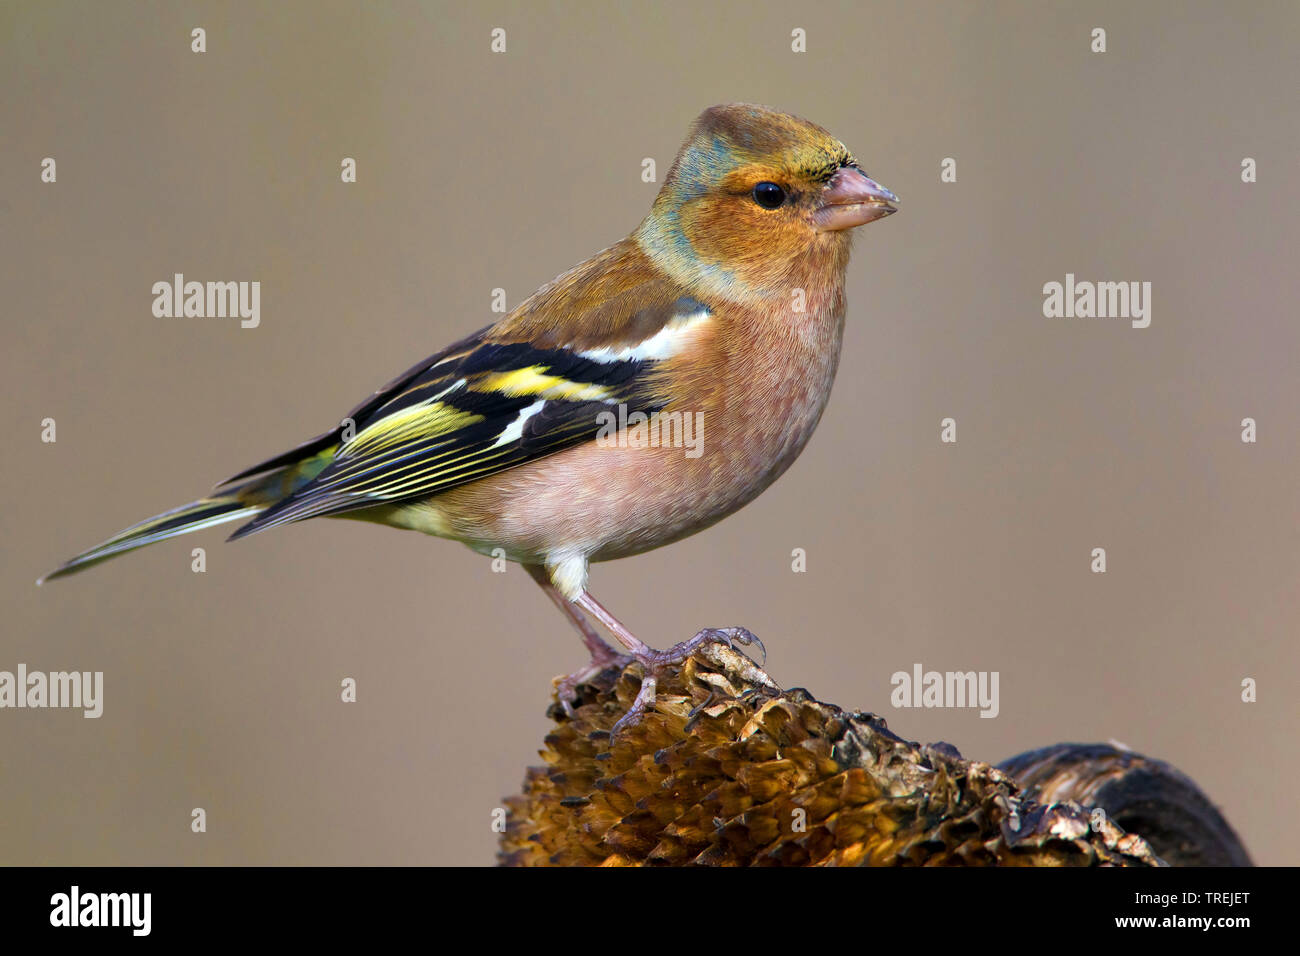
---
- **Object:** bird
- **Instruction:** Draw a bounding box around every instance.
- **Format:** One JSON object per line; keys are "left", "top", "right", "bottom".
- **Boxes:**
{"left": 41, "top": 103, "right": 898, "bottom": 732}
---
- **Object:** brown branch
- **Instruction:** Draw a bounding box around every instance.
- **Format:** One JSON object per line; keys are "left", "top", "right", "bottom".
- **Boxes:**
{"left": 499, "top": 647, "right": 1242, "bottom": 866}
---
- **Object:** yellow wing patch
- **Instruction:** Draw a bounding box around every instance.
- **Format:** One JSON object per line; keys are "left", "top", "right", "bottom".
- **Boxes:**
{"left": 342, "top": 401, "right": 485, "bottom": 458}
{"left": 470, "top": 365, "right": 613, "bottom": 402}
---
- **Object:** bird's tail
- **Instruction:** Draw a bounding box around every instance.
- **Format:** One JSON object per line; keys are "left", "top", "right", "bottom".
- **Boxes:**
{"left": 39, "top": 495, "right": 261, "bottom": 583}
{"left": 39, "top": 453, "right": 331, "bottom": 584}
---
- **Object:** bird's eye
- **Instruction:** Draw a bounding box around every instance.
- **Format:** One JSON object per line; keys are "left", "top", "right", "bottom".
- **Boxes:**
{"left": 752, "top": 182, "right": 786, "bottom": 209}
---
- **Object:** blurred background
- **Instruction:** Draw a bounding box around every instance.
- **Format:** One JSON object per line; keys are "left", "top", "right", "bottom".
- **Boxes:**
{"left": 2, "top": 0, "right": 1297, "bottom": 864}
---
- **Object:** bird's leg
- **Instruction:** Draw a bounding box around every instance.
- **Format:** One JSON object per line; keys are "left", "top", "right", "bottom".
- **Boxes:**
{"left": 526, "top": 564, "right": 629, "bottom": 710}
{"left": 573, "top": 589, "right": 766, "bottom": 735}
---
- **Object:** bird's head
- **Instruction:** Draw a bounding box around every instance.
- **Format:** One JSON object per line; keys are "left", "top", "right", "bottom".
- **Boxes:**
{"left": 636, "top": 103, "right": 897, "bottom": 299}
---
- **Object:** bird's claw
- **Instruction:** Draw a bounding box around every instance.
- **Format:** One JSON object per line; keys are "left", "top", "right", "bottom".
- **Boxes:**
{"left": 554, "top": 650, "right": 632, "bottom": 715}
{"left": 609, "top": 674, "right": 657, "bottom": 738}
{"left": 643, "top": 626, "right": 764, "bottom": 669}
{"left": 608, "top": 627, "right": 765, "bottom": 738}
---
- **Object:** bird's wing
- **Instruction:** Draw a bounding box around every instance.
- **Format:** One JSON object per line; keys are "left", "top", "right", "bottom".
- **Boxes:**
{"left": 227, "top": 263, "right": 710, "bottom": 539}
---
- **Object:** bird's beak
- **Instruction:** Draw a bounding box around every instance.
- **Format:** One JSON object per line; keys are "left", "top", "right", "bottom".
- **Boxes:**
{"left": 813, "top": 167, "right": 898, "bottom": 231}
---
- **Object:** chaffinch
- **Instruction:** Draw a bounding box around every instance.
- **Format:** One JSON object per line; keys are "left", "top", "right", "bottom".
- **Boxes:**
{"left": 43, "top": 103, "right": 898, "bottom": 730}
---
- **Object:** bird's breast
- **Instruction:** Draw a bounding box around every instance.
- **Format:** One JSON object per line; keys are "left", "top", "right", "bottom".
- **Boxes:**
{"left": 407, "top": 294, "right": 848, "bottom": 566}
{"left": 578, "top": 293, "right": 848, "bottom": 560}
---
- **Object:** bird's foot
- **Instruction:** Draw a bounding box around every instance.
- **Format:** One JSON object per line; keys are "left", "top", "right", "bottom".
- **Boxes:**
{"left": 554, "top": 647, "right": 632, "bottom": 715}
{"left": 610, "top": 627, "right": 766, "bottom": 737}
{"left": 646, "top": 626, "right": 766, "bottom": 669}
